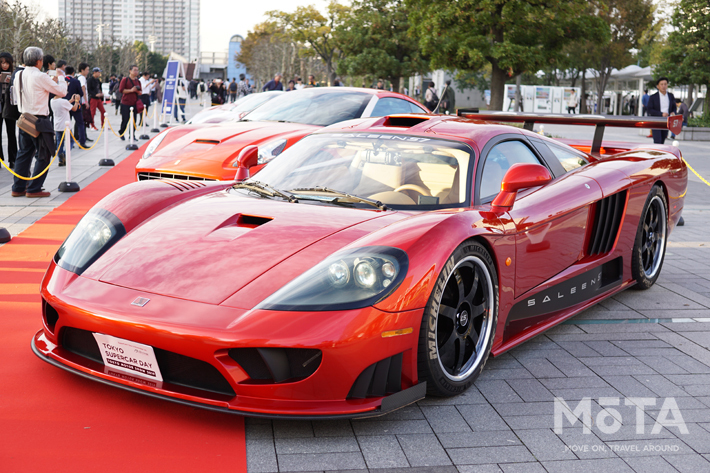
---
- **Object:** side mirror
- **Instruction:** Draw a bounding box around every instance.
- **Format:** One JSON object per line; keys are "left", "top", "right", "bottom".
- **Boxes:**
{"left": 491, "top": 163, "right": 552, "bottom": 211}
{"left": 234, "top": 145, "right": 259, "bottom": 181}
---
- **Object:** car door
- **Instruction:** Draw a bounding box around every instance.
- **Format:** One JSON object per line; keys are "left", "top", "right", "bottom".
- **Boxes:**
{"left": 476, "top": 135, "right": 603, "bottom": 298}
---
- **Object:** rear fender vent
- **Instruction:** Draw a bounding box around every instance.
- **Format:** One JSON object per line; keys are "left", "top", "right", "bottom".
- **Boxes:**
{"left": 382, "top": 115, "right": 431, "bottom": 128}
{"left": 588, "top": 190, "right": 627, "bottom": 256}
{"left": 347, "top": 353, "right": 403, "bottom": 399}
{"left": 229, "top": 347, "right": 322, "bottom": 383}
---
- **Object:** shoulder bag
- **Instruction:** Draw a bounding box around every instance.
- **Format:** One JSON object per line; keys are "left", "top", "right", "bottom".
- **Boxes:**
{"left": 16, "top": 70, "right": 40, "bottom": 138}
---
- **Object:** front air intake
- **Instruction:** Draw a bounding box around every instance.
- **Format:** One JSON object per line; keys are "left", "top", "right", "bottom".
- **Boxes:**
{"left": 229, "top": 347, "right": 322, "bottom": 383}
{"left": 347, "top": 353, "right": 403, "bottom": 399}
{"left": 588, "top": 190, "right": 627, "bottom": 256}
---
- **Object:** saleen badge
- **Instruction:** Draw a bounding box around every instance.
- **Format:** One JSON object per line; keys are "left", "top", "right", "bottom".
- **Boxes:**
{"left": 131, "top": 297, "right": 150, "bottom": 307}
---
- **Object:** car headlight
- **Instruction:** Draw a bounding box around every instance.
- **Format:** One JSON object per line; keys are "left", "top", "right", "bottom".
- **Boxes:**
{"left": 142, "top": 130, "right": 169, "bottom": 160}
{"left": 54, "top": 209, "right": 126, "bottom": 275}
{"left": 257, "top": 139, "right": 287, "bottom": 165}
{"left": 257, "top": 246, "right": 408, "bottom": 311}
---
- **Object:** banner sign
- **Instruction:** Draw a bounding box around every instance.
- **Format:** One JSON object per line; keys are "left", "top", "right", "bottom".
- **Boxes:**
{"left": 161, "top": 60, "right": 180, "bottom": 116}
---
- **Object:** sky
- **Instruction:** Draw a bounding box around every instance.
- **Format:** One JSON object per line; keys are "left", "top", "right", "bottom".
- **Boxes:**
{"left": 29, "top": 0, "right": 332, "bottom": 52}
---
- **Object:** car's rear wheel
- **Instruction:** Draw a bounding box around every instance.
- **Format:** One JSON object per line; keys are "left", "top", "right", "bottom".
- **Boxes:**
{"left": 631, "top": 184, "right": 668, "bottom": 290}
{"left": 418, "top": 241, "right": 498, "bottom": 396}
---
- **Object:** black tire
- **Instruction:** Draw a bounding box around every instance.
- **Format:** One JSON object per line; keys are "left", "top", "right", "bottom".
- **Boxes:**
{"left": 631, "top": 185, "right": 668, "bottom": 290}
{"left": 418, "top": 240, "right": 498, "bottom": 396}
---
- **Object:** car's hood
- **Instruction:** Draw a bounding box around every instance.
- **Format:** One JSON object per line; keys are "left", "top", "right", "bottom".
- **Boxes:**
{"left": 88, "top": 190, "right": 402, "bottom": 305}
{"left": 147, "top": 121, "right": 320, "bottom": 167}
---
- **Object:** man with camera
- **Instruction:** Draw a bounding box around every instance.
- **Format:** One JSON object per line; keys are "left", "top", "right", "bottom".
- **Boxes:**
{"left": 11, "top": 46, "right": 67, "bottom": 198}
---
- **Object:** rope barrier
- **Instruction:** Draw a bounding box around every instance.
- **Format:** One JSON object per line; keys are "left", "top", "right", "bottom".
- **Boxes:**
{"left": 69, "top": 118, "right": 108, "bottom": 150}
{"left": 0, "top": 130, "right": 65, "bottom": 180}
{"left": 683, "top": 158, "right": 710, "bottom": 187}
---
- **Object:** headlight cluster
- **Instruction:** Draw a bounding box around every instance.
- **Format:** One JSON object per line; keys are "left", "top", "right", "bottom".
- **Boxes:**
{"left": 258, "top": 246, "right": 408, "bottom": 311}
{"left": 54, "top": 209, "right": 126, "bottom": 275}
{"left": 142, "top": 131, "right": 169, "bottom": 160}
{"left": 257, "top": 139, "right": 288, "bottom": 165}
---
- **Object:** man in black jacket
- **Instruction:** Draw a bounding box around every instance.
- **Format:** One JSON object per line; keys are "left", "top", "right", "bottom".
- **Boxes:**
{"left": 64, "top": 66, "right": 86, "bottom": 147}
{"left": 646, "top": 77, "right": 677, "bottom": 144}
{"left": 87, "top": 67, "right": 105, "bottom": 129}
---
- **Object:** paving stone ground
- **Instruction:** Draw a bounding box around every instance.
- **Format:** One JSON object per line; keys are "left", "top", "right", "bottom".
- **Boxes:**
{"left": 3, "top": 113, "right": 709, "bottom": 473}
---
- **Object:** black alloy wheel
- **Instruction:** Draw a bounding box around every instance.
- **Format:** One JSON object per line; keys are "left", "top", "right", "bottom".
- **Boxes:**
{"left": 418, "top": 241, "right": 498, "bottom": 396}
{"left": 631, "top": 185, "right": 668, "bottom": 290}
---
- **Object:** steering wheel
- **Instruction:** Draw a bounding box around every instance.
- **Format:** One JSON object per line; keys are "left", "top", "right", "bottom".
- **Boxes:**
{"left": 394, "top": 184, "right": 431, "bottom": 197}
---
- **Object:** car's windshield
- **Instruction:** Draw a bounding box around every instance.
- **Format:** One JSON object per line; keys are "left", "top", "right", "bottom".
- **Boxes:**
{"left": 250, "top": 133, "right": 473, "bottom": 209}
{"left": 187, "top": 92, "right": 283, "bottom": 125}
{"left": 242, "top": 88, "right": 372, "bottom": 127}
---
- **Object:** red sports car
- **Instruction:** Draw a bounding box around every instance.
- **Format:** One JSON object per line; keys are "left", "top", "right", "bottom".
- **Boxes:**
{"left": 136, "top": 87, "right": 429, "bottom": 181}
{"left": 33, "top": 113, "right": 686, "bottom": 418}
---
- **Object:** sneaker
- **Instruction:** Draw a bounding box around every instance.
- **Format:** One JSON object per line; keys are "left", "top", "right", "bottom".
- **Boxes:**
{"left": 58, "top": 159, "right": 66, "bottom": 167}
{"left": 11, "top": 191, "right": 25, "bottom": 197}
{"left": 26, "top": 191, "right": 51, "bottom": 198}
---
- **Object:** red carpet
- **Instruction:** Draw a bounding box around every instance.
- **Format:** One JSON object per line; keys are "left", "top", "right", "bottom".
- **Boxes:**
{"left": 0, "top": 146, "right": 247, "bottom": 472}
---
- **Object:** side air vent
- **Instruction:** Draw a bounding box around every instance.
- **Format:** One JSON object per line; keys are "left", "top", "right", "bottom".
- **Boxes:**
{"left": 42, "top": 299, "right": 59, "bottom": 333}
{"left": 194, "top": 139, "right": 221, "bottom": 144}
{"left": 588, "top": 190, "right": 627, "bottom": 256}
{"left": 229, "top": 347, "right": 322, "bottom": 384}
{"left": 137, "top": 172, "right": 216, "bottom": 182}
{"left": 347, "top": 353, "right": 403, "bottom": 399}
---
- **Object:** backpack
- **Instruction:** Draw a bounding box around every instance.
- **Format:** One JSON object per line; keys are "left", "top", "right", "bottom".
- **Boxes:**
{"left": 199, "top": 83, "right": 206, "bottom": 93}
{"left": 229, "top": 81, "right": 237, "bottom": 92}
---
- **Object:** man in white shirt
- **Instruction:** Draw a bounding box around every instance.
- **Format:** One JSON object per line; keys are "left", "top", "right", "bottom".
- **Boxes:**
{"left": 77, "top": 62, "right": 93, "bottom": 140}
{"left": 139, "top": 71, "right": 155, "bottom": 123}
{"left": 12, "top": 46, "right": 67, "bottom": 198}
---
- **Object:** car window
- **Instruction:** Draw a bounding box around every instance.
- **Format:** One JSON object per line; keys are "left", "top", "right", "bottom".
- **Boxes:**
{"left": 479, "top": 140, "right": 543, "bottom": 202}
{"left": 548, "top": 143, "right": 588, "bottom": 172}
{"left": 370, "top": 97, "right": 425, "bottom": 117}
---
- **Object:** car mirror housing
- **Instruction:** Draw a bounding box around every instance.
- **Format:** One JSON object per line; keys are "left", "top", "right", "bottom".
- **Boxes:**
{"left": 234, "top": 145, "right": 259, "bottom": 181}
{"left": 491, "top": 163, "right": 552, "bottom": 212}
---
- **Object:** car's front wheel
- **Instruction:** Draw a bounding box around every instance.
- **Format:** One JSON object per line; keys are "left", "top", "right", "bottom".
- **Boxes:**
{"left": 631, "top": 184, "right": 668, "bottom": 290}
{"left": 418, "top": 240, "right": 498, "bottom": 396}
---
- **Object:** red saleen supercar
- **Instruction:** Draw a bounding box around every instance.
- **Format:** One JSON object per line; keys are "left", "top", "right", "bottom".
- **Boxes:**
{"left": 33, "top": 113, "right": 686, "bottom": 419}
{"left": 136, "top": 87, "right": 428, "bottom": 182}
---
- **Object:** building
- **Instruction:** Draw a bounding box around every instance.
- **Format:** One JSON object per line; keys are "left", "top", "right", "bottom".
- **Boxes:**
{"left": 227, "top": 35, "right": 248, "bottom": 82}
{"left": 58, "top": 0, "right": 200, "bottom": 60}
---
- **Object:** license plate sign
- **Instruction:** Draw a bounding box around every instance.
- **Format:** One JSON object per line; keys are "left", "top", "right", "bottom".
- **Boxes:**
{"left": 93, "top": 333, "right": 163, "bottom": 382}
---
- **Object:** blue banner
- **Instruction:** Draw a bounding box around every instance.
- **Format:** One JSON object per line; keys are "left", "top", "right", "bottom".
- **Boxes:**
{"left": 161, "top": 61, "right": 180, "bottom": 116}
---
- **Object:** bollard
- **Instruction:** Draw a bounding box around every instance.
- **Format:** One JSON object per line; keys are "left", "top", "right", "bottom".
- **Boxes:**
{"left": 59, "top": 121, "right": 80, "bottom": 192}
{"left": 139, "top": 108, "right": 150, "bottom": 140}
{"left": 167, "top": 96, "right": 176, "bottom": 127}
{"left": 0, "top": 227, "right": 10, "bottom": 244}
{"left": 125, "top": 107, "right": 139, "bottom": 151}
{"left": 99, "top": 121, "right": 114, "bottom": 166}
{"left": 151, "top": 103, "right": 160, "bottom": 132}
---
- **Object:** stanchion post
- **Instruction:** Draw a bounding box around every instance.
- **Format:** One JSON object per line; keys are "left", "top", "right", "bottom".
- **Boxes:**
{"left": 126, "top": 107, "right": 139, "bottom": 151}
{"left": 160, "top": 98, "right": 168, "bottom": 128}
{"left": 151, "top": 102, "right": 160, "bottom": 132}
{"left": 99, "top": 121, "right": 114, "bottom": 166}
{"left": 139, "top": 108, "right": 150, "bottom": 139}
{"left": 59, "top": 121, "right": 80, "bottom": 192}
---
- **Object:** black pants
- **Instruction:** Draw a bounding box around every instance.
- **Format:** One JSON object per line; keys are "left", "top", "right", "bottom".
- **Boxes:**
{"left": 71, "top": 108, "right": 86, "bottom": 146}
{"left": 0, "top": 116, "right": 18, "bottom": 165}
{"left": 652, "top": 130, "right": 669, "bottom": 144}
{"left": 119, "top": 104, "right": 139, "bottom": 137}
{"left": 13, "top": 127, "right": 50, "bottom": 194}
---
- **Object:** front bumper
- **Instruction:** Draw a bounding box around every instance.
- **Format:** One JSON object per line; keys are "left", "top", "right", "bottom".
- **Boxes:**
{"left": 35, "top": 264, "right": 426, "bottom": 418}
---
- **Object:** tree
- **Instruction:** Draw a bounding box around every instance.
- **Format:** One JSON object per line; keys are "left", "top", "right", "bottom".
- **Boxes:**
{"left": 589, "top": 0, "right": 654, "bottom": 114}
{"left": 405, "top": 0, "right": 607, "bottom": 110}
{"left": 336, "top": 0, "right": 426, "bottom": 92}
{"left": 656, "top": 0, "right": 710, "bottom": 114}
{"left": 269, "top": 1, "right": 349, "bottom": 84}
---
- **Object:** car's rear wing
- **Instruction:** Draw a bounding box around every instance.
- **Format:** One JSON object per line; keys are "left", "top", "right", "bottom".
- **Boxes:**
{"left": 456, "top": 111, "right": 683, "bottom": 153}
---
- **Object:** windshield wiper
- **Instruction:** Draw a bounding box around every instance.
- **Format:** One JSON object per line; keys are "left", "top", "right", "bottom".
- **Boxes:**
{"left": 289, "top": 187, "right": 388, "bottom": 210}
{"left": 233, "top": 181, "right": 297, "bottom": 203}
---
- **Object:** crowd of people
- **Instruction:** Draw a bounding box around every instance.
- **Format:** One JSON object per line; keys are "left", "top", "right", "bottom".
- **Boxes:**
{"left": 1, "top": 46, "right": 169, "bottom": 198}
